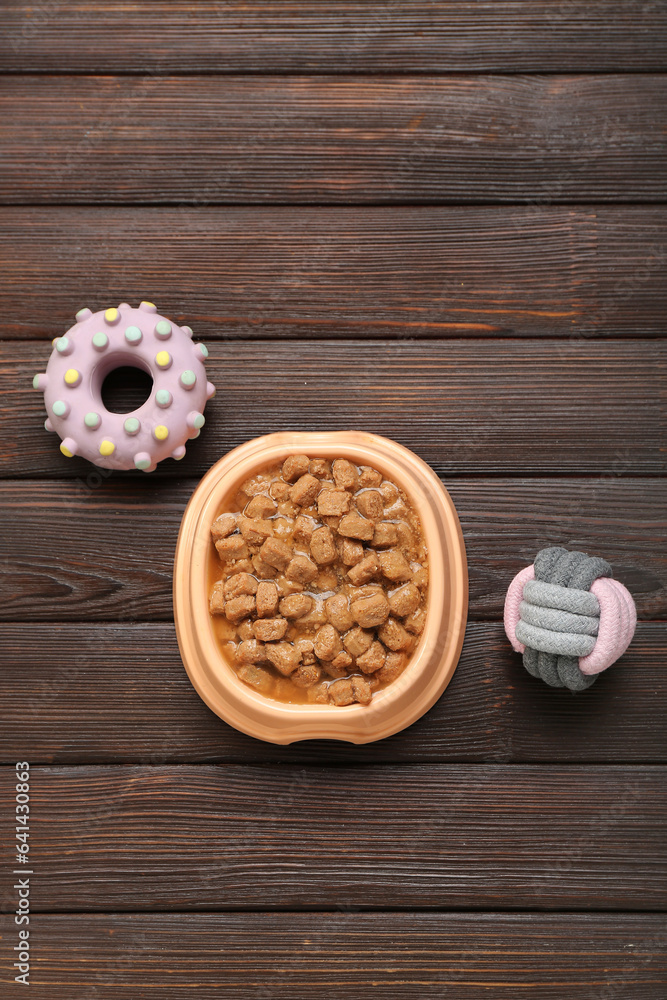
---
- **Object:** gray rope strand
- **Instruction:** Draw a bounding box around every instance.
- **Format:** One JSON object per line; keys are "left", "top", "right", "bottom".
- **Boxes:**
{"left": 520, "top": 547, "right": 609, "bottom": 691}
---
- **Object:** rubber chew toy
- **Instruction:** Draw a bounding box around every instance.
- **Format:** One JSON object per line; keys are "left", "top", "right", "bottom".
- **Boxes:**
{"left": 504, "top": 546, "right": 636, "bottom": 691}
{"left": 32, "top": 302, "right": 215, "bottom": 471}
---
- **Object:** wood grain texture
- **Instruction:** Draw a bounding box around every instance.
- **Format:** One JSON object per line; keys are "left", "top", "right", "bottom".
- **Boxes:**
{"left": 0, "top": 478, "right": 663, "bottom": 624}
{"left": 1, "top": 912, "right": 665, "bottom": 999}
{"left": 4, "top": 1, "right": 667, "bottom": 74}
{"left": 0, "top": 622, "right": 664, "bottom": 766}
{"left": 2, "top": 3, "right": 665, "bottom": 965}
{"left": 2, "top": 75, "right": 666, "bottom": 204}
{"left": 1, "top": 206, "right": 666, "bottom": 341}
{"left": 0, "top": 764, "right": 664, "bottom": 911}
{"left": 10, "top": 339, "right": 665, "bottom": 477}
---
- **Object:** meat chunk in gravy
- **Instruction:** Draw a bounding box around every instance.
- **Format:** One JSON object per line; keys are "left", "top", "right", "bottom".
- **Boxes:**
{"left": 208, "top": 455, "right": 429, "bottom": 706}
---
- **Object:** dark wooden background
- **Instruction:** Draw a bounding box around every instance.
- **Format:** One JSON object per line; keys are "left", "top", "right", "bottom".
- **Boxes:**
{"left": 1, "top": 3, "right": 666, "bottom": 997}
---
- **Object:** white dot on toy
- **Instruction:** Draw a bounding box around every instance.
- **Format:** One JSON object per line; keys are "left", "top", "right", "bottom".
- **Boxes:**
{"left": 32, "top": 303, "right": 214, "bottom": 471}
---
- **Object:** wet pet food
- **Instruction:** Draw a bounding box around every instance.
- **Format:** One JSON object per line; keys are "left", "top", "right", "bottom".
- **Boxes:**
{"left": 208, "top": 456, "right": 428, "bottom": 705}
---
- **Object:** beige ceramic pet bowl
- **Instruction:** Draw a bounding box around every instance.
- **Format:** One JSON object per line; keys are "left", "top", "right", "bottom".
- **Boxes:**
{"left": 174, "top": 431, "right": 468, "bottom": 744}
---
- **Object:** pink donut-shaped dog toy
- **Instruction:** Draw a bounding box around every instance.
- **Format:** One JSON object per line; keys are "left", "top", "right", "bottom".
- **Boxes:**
{"left": 32, "top": 302, "right": 215, "bottom": 472}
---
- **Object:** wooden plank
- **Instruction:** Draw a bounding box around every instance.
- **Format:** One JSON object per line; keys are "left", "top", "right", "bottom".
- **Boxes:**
{"left": 2, "top": 75, "right": 666, "bottom": 204}
{"left": 0, "top": 763, "right": 664, "bottom": 911}
{"left": 7, "top": 339, "right": 665, "bottom": 477}
{"left": 4, "top": 2, "right": 667, "bottom": 74}
{"left": 0, "top": 622, "right": 664, "bottom": 765}
{"left": 1, "top": 206, "right": 666, "bottom": 341}
{"left": 0, "top": 478, "right": 663, "bottom": 624}
{"left": 1, "top": 912, "right": 665, "bottom": 999}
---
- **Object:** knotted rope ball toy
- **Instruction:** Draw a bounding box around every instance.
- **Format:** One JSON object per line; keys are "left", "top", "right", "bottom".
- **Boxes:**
{"left": 32, "top": 302, "right": 215, "bottom": 472}
{"left": 504, "top": 546, "right": 636, "bottom": 691}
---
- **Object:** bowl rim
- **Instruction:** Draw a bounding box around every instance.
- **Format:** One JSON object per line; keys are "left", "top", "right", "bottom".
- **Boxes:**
{"left": 173, "top": 431, "right": 468, "bottom": 744}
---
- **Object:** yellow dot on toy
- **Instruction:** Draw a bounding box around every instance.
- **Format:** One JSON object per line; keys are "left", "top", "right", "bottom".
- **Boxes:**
{"left": 99, "top": 440, "right": 115, "bottom": 456}
{"left": 104, "top": 307, "right": 119, "bottom": 324}
{"left": 64, "top": 368, "right": 81, "bottom": 385}
{"left": 154, "top": 424, "right": 169, "bottom": 441}
{"left": 60, "top": 443, "right": 74, "bottom": 458}
{"left": 155, "top": 350, "right": 172, "bottom": 369}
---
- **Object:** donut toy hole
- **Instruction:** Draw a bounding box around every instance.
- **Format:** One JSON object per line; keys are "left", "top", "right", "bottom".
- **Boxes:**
{"left": 101, "top": 366, "right": 154, "bottom": 414}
